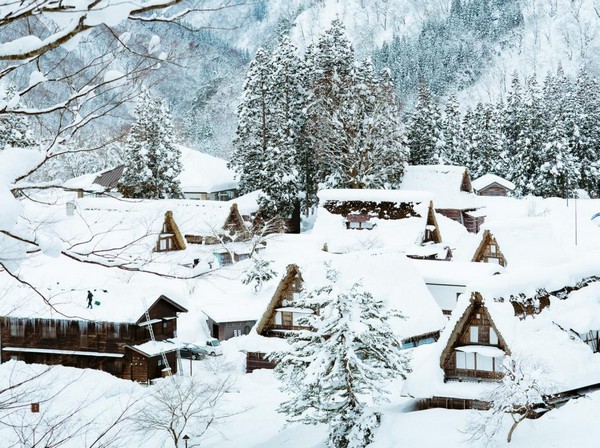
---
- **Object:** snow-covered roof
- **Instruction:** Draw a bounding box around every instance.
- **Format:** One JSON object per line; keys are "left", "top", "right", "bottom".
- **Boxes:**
{"left": 312, "top": 199, "right": 438, "bottom": 255}
{"left": 0, "top": 254, "right": 189, "bottom": 323}
{"left": 318, "top": 188, "right": 432, "bottom": 203}
{"left": 404, "top": 257, "right": 600, "bottom": 400}
{"left": 472, "top": 173, "right": 515, "bottom": 192}
{"left": 464, "top": 217, "right": 569, "bottom": 268}
{"left": 399, "top": 165, "right": 478, "bottom": 209}
{"left": 247, "top": 251, "right": 446, "bottom": 352}
{"left": 177, "top": 145, "right": 238, "bottom": 193}
{"left": 410, "top": 259, "right": 504, "bottom": 286}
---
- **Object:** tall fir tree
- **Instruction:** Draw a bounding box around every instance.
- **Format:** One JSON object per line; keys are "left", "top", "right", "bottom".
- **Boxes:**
{"left": 118, "top": 90, "right": 183, "bottom": 199}
{"left": 405, "top": 82, "right": 443, "bottom": 165}
{"left": 0, "top": 85, "right": 35, "bottom": 150}
{"left": 439, "top": 93, "right": 464, "bottom": 164}
{"left": 465, "top": 102, "right": 503, "bottom": 178}
{"left": 274, "top": 265, "right": 411, "bottom": 448}
{"left": 571, "top": 68, "right": 600, "bottom": 197}
{"left": 304, "top": 19, "right": 356, "bottom": 189}
{"left": 536, "top": 65, "right": 580, "bottom": 197}
{"left": 229, "top": 48, "right": 273, "bottom": 197}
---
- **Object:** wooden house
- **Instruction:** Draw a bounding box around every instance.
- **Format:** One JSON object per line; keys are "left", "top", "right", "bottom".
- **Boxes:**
{"left": 403, "top": 261, "right": 600, "bottom": 411}
{"left": 64, "top": 165, "right": 125, "bottom": 198}
{"left": 177, "top": 145, "right": 238, "bottom": 201}
{"left": 244, "top": 253, "right": 447, "bottom": 373}
{"left": 156, "top": 211, "right": 187, "bottom": 252}
{"left": 0, "top": 254, "right": 192, "bottom": 383}
{"left": 0, "top": 294, "right": 188, "bottom": 383}
{"left": 472, "top": 174, "right": 515, "bottom": 197}
{"left": 183, "top": 203, "right": 250, "bottom": 245}
{"left": 400, "top": 165, "right": 485, "bottom": 233}
{"left": 314, "top": 189, "right": 448, "bottom": 259}
{"left": 468, "top": 218, "right": 567, "bottom": 269}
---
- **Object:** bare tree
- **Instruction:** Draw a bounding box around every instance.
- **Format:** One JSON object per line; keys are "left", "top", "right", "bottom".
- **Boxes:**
{"left": 466, "top": 355, "right": 557, "bottom": 446}
{"left": 132, "top": 366, "right": 242, "bottom": 448}
{"left": 0, "top": 362, "right": 137, "bottom": 447}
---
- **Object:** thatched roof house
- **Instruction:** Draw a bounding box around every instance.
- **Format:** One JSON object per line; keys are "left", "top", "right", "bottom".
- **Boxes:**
{"left": 404, "top": 257, "right": 600, "bottom": 410}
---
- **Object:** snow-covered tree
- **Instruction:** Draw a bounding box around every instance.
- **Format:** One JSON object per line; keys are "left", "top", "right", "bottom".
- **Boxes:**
{"left": 119, "top": 90, "right": 183, "bottom": 199}
{"left": 405, "top": 82, "right": 443, "bottom": 165}
{"left": 274, "top": 265, "right": 411, "bottom": 448}
{"left": 230, "top": 48, "right": 274, "bottom": 196}
{"left": 440, "top": 93, "right": 463, "bottom": 164}
{"left": 467, "top": 355, "right": 557, "bottom": 445}
{"left": 242, "top": 257, "right": 277, "bottom": 293}
{"left": 0, "top": 86, "right": 35, "bottom": 150}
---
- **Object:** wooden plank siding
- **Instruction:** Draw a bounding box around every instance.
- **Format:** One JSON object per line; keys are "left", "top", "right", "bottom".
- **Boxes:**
{"left": 440, "top": 296, "right": 508, "bottom": 382}
{"left": 0, "top": 297, "right": 186, "bottom": 383}
{"left": 477, "top": 183, "right": 511, "bottom": 196}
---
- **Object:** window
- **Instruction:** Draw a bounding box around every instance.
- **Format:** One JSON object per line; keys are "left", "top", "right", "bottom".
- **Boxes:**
{"left": 469, "top": 326, "right": 479, "bottom": 343}
{"left": 487, "top": 257, "right": 501, "bottom": 265}
{"left": 490, "top": 245, "right": 496, "bottom": 254}
{"left": 282, "top": 312, "right": 293, "bottom": 327}
{"left": 158, "top": 358, "right": 163, "bottom": 367}
{"left": 42, "top": 323, "right": 57, "bottom": 339}
{"left": 456, "top": 352, "right": 501, "bottom": 372}
{"left": 456, "top": 351, "right": 475, "bottom": 369}
{"left": 489, "top": 327, "right": 499, "bottom": 345}
{"left": 233, "top": 329, "right": 242, "bottom": 337}
{"left": 478, "top": 355, "right": 494, "bottom": 372}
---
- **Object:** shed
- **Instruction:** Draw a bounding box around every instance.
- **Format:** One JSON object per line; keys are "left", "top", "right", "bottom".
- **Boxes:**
{"left": 472, "top": 174, "right": 516, "bottom": 197}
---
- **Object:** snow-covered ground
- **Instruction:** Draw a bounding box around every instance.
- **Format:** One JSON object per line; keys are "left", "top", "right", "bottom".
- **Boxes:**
{"left": 2, "top": 195, "right": 600, "bottom": 447}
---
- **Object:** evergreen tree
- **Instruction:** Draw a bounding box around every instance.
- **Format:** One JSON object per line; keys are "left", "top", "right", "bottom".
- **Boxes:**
{"left": 274, "top": 265, "right": 410, "bottom": 448}
{"left": 118, "top": 90, "right": 183, "bottom": 199}
{"left": 259, "top": 36, "right": 305, "bottom": 218}
{"left": 0, "top": 85, "right": 35, "bottom": 150}
{"left": 536, "top": 66, "right": 580, "bottom": 197}
{"left": 229, "top": 48, "right": 273, "bottom": 197}
{"left": 304, "top": 19, "right": 356, "bottom": 189}
{"left": 466, "top": 102, "right": 503, "bottom": 178}
{"left": 571, "top": 68, "right": 600, "bottom": 197}
{"left": 405, "top": 82, "right": 442, "bottom": 165}
{"left": 440, "top": 93, "right": 464, "bottom": 164}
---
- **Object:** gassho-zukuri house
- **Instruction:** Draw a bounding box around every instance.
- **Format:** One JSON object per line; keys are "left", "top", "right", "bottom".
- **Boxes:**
{"left": 403, "top": 257, "right": 600, "bottom": 411}
{"left": 237, "top": 251, "right": 448, "bottom": 373}
{"left": 0, "top": 256, "right": 189, "bottom": 383}
{"left": 312, "top": 189, "right": 450, "bottom": 260}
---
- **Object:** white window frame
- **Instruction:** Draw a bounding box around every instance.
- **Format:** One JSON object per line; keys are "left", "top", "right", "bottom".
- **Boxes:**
{"left": 469, "top": 326, "right": 479, "bottom": 343}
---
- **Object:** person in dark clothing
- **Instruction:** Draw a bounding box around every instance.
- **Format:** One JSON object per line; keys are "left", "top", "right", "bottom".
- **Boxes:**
{"left": 87, "top": 291, "right": 93, "bottom": 309}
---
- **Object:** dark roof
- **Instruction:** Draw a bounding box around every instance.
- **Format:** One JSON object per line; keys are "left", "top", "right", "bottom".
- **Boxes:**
{"left": 93, "top": 165, "right": 125, "bottom": 190}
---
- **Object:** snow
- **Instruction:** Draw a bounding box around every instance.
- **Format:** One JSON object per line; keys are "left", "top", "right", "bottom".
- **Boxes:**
{"left": 3, "top": 347, "right": 124, "bottom": 357}
{"left": 454, "top": 345, "right": 505, "bottom": 357}
{"left": 130, "top": 340, "right": 182, "bottom": 357}
{"left": 318, "top": 188, "right": 431, "bottom": 204}
{"left": 399, "top": 165, "right": 479, "bottom": 209}
{"left": 177, "top": 145, "right": 238, "bottom": 194}
{"left": 28, "top": 70, "right": 47, "bottom": 87}
{"left": 472, "top": 173, "right": 516, "bottom": 192}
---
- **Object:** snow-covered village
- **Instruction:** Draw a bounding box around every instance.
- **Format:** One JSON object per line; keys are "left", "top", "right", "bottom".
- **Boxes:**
{"left": 3, "top": 1, "right": 600, "bottom": 447}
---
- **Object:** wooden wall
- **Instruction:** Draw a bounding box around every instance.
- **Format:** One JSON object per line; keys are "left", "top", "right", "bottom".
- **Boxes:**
{"left": 477, "top": 183, "right": 510, "bottom": 197}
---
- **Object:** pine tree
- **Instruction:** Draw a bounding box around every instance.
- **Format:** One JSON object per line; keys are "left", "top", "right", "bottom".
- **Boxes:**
{"left": 466, "top": 102, "right": 503, "bottom": 178}
{"left": 0, "top": 85, "right": 35, "bottom": 150}
{"left": 571, "top": 68, "right": 600, "bottom": 197}
{"left": 229, "top": 48, "right": 273, "bottom": 197}
{"left": 405, "top": 82, "right": 442, "bottom": 165}
{"left": 536, "top": 66, "right": 580, "bottom": 197}
{"left": 304, "top": 19, "right": 356, "bottom": 188}
{"left": 118, "top": 90, "right": 183, "bottom": 199}
{"left": 440, "top": 93, "right": 464, "bottom": 164}
{"left": 274, "top": 264, "right": 410, "bottom": 448}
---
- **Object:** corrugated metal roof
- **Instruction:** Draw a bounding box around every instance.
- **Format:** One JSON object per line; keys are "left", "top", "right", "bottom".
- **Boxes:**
{"left": 93, "top": 165, "right": 124, "bottom": 189}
